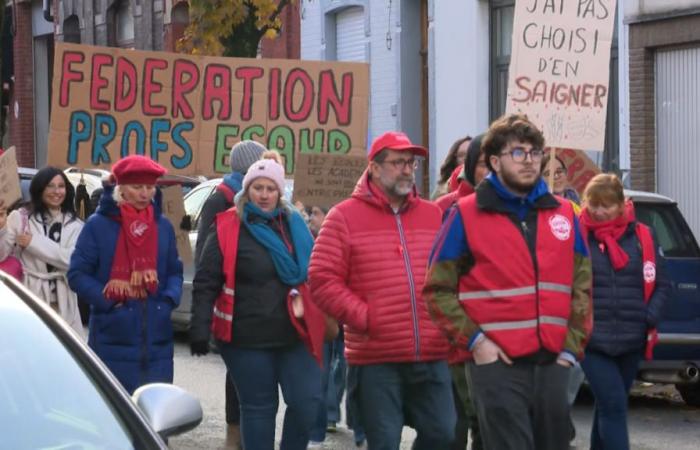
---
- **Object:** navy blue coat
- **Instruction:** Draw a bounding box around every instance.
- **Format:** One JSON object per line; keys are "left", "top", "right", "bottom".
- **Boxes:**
{"left": 68, "top": 186, "right": 183, "bottom": 393}
{"left": 586, "top": 223, "right": 670, "bottom": 357}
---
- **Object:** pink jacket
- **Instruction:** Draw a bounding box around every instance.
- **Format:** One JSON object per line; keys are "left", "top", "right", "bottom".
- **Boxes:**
{"left": 309, "top": 170, "right": 450, "bottom": 365}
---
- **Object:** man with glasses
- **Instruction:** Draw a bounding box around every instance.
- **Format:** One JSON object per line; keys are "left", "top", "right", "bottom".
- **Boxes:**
{"left": 424, "top": 114, "right": 592, "bottom": 450}
{"left": 310, "top": 131, "right": 455, "bottom": 450}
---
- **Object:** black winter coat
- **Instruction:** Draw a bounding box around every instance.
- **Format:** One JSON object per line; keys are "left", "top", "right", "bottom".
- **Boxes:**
{"left": 586, "top": 223, "right": 670, "bottom": 356}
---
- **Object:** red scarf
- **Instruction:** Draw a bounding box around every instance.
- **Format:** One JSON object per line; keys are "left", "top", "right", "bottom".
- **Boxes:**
{"left": 103, "top": 204, "right": 159, "bottom": 301}
{"left": 580, "top": 201, "right": 635, "bottom": 271}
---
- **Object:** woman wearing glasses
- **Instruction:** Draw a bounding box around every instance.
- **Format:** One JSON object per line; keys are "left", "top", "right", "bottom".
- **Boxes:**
{"left": 541, "top": 154, "right": 581, "bottom": 205}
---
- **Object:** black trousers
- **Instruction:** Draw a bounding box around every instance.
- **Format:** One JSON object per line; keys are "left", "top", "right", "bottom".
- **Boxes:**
{"left": 468, "top": 360, "right": 571, "bottom": 450}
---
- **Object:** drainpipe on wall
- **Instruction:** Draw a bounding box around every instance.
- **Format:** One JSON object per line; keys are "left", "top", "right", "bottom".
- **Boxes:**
{"left": 42, "top": 0, "right": 52, "bottom": 22}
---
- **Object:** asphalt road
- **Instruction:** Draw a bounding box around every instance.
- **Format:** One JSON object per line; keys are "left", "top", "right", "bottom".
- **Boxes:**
{"left": 168, "top": 335, "right": 700, "bottom": 450}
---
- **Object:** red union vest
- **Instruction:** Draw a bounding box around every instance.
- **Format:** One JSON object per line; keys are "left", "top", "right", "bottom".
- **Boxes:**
{"left": 210, "top": 208, "right": 240, "bottom": 342}
{"left": 636, "top": 223, "right": 658, "bottom": 360}
{"left": 457, "top": 194, "right": 576, "bottom": 358}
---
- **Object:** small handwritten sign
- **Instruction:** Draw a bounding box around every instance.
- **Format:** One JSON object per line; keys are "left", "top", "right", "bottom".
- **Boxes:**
{"left": 0, "top": 147, "right": 22, "bottom": 208}
{"left": 160, "top": 185, "right": 193, "bottom": 264}
{"left": 506, "top": 0, "right": 617, "bottom": 151}
{"left": 293, "top": 153, "right": 367, "bottom": 209}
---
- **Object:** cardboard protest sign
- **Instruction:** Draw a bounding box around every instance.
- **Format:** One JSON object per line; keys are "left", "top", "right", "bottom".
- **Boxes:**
{"left": 546, "top": 147, "right": 601, "bottom": 195}
{"left": 160, "top": 185, "right": 193, "bottom": 264}
{"left": 293, "top": 153, "right": 367, "bottom": 209}
{"left": 506, "top": 0, "right": 617, "bottom": 151}
{"left": 0, "top": 147, "right": 22, "bottom": 208}
{"left": 48, "top": 42, "right": 369, "bottom": 177}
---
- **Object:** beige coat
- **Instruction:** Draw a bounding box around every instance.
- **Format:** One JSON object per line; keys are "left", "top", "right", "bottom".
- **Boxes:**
{"left": 0, "top": 209, "right": 84, "bottom": 338}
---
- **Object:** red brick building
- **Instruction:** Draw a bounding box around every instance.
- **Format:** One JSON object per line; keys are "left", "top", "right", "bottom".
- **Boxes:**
{"left": 3, "top": 0, "right": 299, "bottom": 168}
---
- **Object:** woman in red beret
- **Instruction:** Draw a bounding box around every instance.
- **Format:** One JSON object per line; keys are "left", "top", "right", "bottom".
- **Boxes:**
{"left": 68, "top": 155, "right": 184, "bottom": 394}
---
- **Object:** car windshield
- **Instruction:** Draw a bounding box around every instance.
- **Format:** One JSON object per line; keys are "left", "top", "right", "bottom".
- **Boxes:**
{"left": 0, "top": 283, "right": 138, "bottom": 450}
{"left": 635, "top": 202, "right": 700, "bottom": 258}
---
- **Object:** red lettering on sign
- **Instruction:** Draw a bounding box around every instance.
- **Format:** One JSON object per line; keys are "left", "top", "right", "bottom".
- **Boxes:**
{"left": 202, "top": 64, "right": 232, "bottom": 121}
{"left": 318, "top": 70, "right": 353, "bottom": 126}
{"left": 172, "top": 59, "right": 199, "bottom": 119}
{"left": 115, "top": 57, "right": 138, "bottom": 112}
{"left": 284, "top": 68, "right": 314, "bottom": 122}
{"left": 59, "top": 51, "right": 84, "bottom": 108}
{"left": 143, "top": 58, "right": 168, "bottom": 116}
{"left": 90, "top": 53, "right": 113, "bottom": 111}
{"left": 268, "top": 68, "right": 281, "bottom": 121}
{"left": 235, "top": 67, "right": 264, "bottom": 121}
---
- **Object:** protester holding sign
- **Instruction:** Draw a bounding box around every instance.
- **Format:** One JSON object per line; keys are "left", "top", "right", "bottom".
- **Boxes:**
{"left": 309, "top": 131, "right": 455, "bottom": 450}
{"left": 0, "top": 167, "right": 84, "bottom": 336}
{"left": 68, "top": 156, "right": 183, "bottom": 393}
{"left": 579, "top": 174, "right": 670, "bottom": 450}
{"left": 424, "top": 114, "right": 592, "bottom": 450}
{"left": 191, "top": 159, "right": 325, "bottom": 450}
{"left": 542, "top": 153, "right": 581, "bottom": 206}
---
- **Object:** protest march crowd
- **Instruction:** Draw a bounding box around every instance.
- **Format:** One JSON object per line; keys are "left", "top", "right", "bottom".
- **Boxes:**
{"left": 0, "top": 112, "right": 669, "bottom": 450}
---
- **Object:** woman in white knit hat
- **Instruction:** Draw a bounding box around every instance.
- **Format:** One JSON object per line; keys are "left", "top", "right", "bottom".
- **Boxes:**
{"left": 191, "top": 159, "right": 326, "bottom": 450}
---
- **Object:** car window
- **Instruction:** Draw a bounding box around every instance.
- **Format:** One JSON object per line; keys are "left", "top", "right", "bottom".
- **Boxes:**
{"left": 635, "top": 203, "right": 700, "bottom": 258}
{"left": 0, "top": 286, "right": 139, "bottom": 450}
{"left": 183, "top": 184, "right": 215, "bottom": 228}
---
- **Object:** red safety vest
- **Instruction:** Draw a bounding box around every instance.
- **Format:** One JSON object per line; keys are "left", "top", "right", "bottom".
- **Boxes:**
{"left": 209, "top": 208, "right": 326, "bottom": 364}
{"left": 210, "top": 209, "right": 240, "bottom": 342}
{"left": 457, "top": 195, "right": 576, "bottom": 358}
{"left": 635, "top": 223, "right": 658, "bottom": 360}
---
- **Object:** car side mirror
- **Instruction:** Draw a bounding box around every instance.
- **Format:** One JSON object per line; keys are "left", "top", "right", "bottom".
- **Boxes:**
{"left": 132, "top": 383, "right": 203, "bottom": 439}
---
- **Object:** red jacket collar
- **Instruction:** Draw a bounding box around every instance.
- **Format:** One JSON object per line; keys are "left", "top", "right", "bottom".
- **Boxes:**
{"left": 351, "top": 168, "right": 419, "bottom": 212}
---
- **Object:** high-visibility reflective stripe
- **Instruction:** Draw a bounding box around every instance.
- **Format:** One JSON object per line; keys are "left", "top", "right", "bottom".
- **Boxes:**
{"left": 481, "top": 316, "right": 568, "bottom": 331}
{"left": 213, "top": 306, "right": 233, "bottom": 322}
{"left": 481, "top": 319, "right": 537, "bottom": 331}
{"left": 459, "top": 286, "right": 536, "bottom": 301}
{"left": 538, "top": 282, "right": 572, "bottom": 294}
{"left": 223, "top": 286, "right": 235, "bottom": 296}
{"left": 539, "top": 315, "right": 568, "bottom": 326}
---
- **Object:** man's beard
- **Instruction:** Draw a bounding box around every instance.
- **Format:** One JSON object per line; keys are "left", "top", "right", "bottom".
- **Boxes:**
{"left": 500, "top": 167, "right": 538, "bottom": 195}
{"left": 379, "top": 172, "right": 415, "bottom": 198}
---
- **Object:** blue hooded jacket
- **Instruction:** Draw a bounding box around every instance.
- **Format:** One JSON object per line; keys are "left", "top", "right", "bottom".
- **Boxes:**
{"left": 68, "top": 185, "right": 183, "bottom": 394}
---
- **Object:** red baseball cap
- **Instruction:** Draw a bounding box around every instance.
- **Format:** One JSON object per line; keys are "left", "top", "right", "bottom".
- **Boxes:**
{"left": 368, "top": 131, "right": 428, "bottom": 161}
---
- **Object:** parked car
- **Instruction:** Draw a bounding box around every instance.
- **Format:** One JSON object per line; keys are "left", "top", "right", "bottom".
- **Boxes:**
{"left": 0, "top": 270, "right": 203, "bottom": 449}
{"left": 629, "top": 190, "right": 700, "bottom": 406}
{"left": 172, "top": 178, "right": 295, "bottom": 331}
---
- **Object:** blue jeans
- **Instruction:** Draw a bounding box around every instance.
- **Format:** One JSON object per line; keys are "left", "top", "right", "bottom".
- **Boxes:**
{"left": 220, "top": 343, "right": 322, "bottom": 450}
{"left": 351, "top": 361, "right": 456, "bottom": 450}
{"left": 581, "top": 350, "right": 642, "bottom": 450}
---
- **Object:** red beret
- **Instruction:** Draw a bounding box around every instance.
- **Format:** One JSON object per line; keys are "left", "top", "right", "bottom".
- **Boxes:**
{"left": 368, "top": 131, "right": 428, "bottom": 161}
{"left": 112, "top": 155, "right": 167, "bottom": 185}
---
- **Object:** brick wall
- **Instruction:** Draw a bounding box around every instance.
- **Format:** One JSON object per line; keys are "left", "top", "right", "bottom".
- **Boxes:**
{"left": 628, "top": 13, "right": 700, "bottom": 191}
{"left": 261, "top": 1, "right": 300, "bottom": 59}
{"left": 9, "top": 1, "right": 35, "bottom": 167}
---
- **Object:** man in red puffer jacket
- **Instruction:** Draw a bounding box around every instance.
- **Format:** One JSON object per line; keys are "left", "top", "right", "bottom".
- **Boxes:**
{"left": 309, "top": 131, "right": 455, "bottom": 450}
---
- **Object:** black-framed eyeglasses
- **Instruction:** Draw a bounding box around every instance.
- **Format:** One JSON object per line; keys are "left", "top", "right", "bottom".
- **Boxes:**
{"left": 380, "top": 158, "right": 418, "bottom": 170}
{"left": 500, "top": 147, "right": 544, "bottom": 163}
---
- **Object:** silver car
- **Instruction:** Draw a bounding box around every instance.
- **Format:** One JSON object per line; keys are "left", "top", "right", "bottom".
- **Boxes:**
{"left": 0, "top": 271, "right": 203, "bottom": 449}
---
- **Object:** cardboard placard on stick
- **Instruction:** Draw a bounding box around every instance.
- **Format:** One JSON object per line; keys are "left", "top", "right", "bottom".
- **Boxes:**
{"left": 545, "top": 147, "right": 601, "bottom": 195}
{"left": 293, "top": 153, "right": 367, "bottom": 209}
{"left": 48, "top": 42, "right": 369, "bottom": 177}
{"left": 0, "top": 147, "right": 22, "bottom": 209}
{"left": 160, "top": 185, "right": 193, "bottom": 265}
{"left": 506, "top": 0, "right": 617, "bottom": 151}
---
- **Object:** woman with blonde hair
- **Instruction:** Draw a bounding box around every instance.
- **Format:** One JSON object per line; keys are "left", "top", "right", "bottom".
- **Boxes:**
{"left": 579, "top": 173, "right": 670, "bottom": 449}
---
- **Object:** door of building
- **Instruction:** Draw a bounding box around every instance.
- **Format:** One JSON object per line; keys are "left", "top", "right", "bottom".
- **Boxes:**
{"left": 656, "top": 45, "right": 700, "bottom": 238}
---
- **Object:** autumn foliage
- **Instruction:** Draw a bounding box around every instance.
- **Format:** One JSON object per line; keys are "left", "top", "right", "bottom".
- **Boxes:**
{"left": 178, "top": 0, "right": 293, "bottom": 57}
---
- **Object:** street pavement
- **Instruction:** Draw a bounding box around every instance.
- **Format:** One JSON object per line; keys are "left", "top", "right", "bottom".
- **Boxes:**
{"left": 168, "top": 334, "right": 700, "bottom": 450}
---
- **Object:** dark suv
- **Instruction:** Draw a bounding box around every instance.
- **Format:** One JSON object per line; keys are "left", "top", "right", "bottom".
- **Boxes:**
{"left": 629, "top": 190, "right": 700, "bottom": 406}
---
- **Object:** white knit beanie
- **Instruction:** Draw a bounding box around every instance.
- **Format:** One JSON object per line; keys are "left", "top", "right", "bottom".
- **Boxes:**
{"left": 242, "top": 159, "right": 286, "bottom": 194}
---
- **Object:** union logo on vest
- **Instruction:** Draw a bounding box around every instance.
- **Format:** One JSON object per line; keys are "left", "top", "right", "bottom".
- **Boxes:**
{"left": 548, "top": 214, "right": 572, "bottom": 241}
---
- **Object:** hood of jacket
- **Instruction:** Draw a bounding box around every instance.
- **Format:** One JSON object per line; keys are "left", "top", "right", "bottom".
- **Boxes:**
{"left": 96, "top": 184, "right": 164, "bottom": 219}
{"left": 351, "top": 168, "right": 420, "bottom": 213}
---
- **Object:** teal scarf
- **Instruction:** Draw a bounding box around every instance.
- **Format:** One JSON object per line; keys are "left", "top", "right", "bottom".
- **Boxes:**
{"left": 241, "top": 202, "right": 314, "bottom": 286}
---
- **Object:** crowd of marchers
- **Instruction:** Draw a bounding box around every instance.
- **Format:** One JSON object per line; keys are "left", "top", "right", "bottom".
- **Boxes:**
{"left": 0, "top": 112, "right": 669, "bottom": 450}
